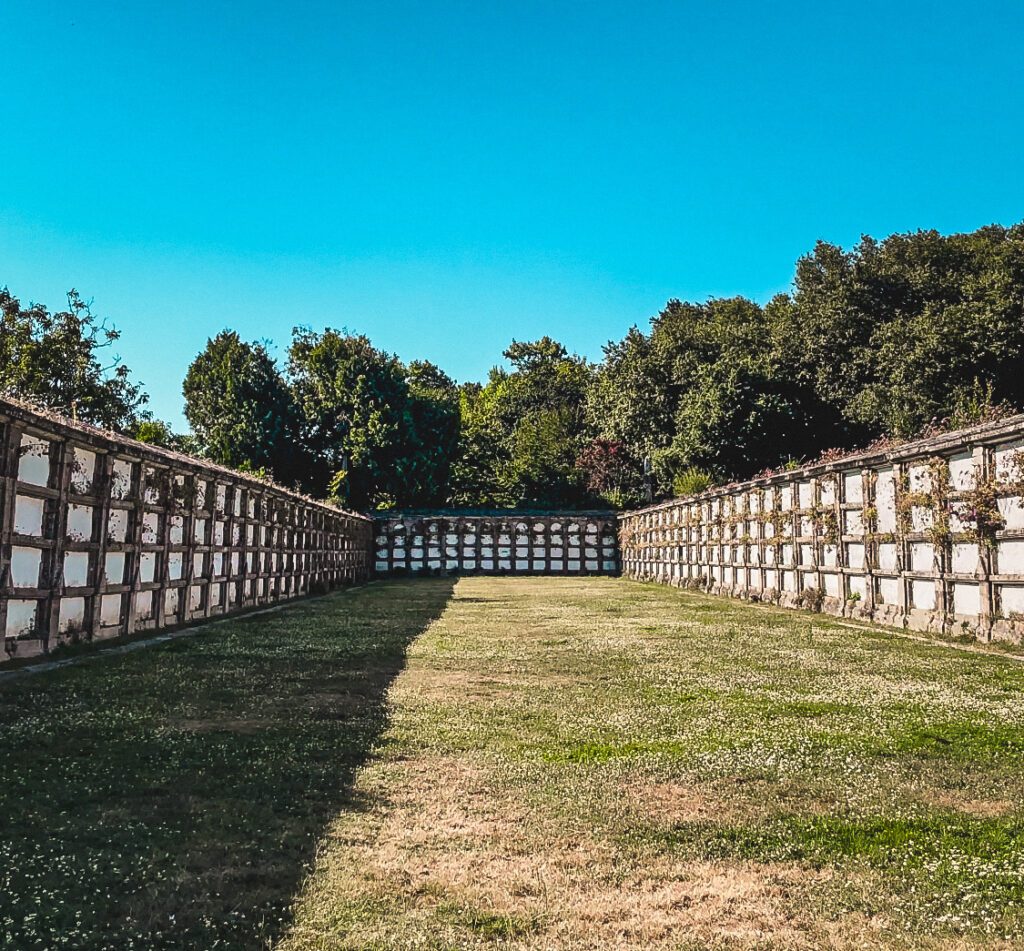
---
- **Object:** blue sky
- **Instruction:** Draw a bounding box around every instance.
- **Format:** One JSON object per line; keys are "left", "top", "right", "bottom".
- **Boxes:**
{"left": 2, "top": 1, "right": 1022, "bottom": 429}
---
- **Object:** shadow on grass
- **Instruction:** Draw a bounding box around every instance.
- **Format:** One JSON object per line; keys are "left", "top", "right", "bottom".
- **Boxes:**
{"left": 0, "top": 577, "right": 456, "bottom": 951}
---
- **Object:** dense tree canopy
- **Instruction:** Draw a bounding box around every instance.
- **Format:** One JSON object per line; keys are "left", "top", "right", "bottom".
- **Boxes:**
{"left": 769, "top": 224, "right": 1024, "bottom": 437}
{"left": 9, "top": 221, "right": 1024, "bottom": 509}
{"left": 589, "top": 223, "right": 1024, "bottom": 495}
{"left": 586, "top": 297, "right": 849, "bottom": 495}
{"left": 183, "top": 331, "right": 300, "bottom": 484}
{"left": 287, "top": 329, "right": 460, "bottom": 508}
{"left": 404, "top": 360, "right": 461, "bottom": 506}
{"left": 448, "top": 337, "right": 596, "bottom": 508}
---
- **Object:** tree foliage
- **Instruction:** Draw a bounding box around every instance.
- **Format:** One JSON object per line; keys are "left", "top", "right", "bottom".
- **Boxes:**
{"left": 575, "top": 438, "right": 640, "bottom": 505}
{"left": 769, "top": 224, "right": 1024, "bottom": 436}
{"left": 183, "top": 331, "right": 301, "bottom": 485}
{"left": 13, "top": 220, "right": 1024, "bottom": 511}
{"left": 404, "top": 360, "right": 461, "bottom": 506}
{"left": 287, "top": 329, "right": 459, "bottom": 508}
{"left": 588, "top": 297, "right": 849, "bottom": 493}
{"left": 591, "top": 223, "right": 1024, "bottom": 494}
{"left": 447, "top": 337, "right": 597, "bottom": 508}
{"left": 0, "top": 287, "right": 147, "bottom": 430}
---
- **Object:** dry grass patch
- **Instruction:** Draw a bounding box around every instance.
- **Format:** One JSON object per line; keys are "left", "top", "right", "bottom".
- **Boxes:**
{"left": 272, "top": 576, "right": 1024, "bottom": 950}
{"left": 548, "top": 861, "right": 815, "bottom": 949}
{"left": 919, "top": 791, "right": 1017, "bottom": 819}
{"left": 280, "top": 752, "right": 824, "bottom": 950}
{"left": 620, "top": 777, "right": 740, "bottom": 824}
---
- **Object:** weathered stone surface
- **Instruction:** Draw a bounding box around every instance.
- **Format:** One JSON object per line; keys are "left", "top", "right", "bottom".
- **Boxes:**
{"left": 372, "top": 512, "right": 619, "bottom": 577}
{"left": 0, "top": 397, "right": 372, "bottom": 663}
{"left": 619, "top": 416, "right": 1024, "bottom": 645}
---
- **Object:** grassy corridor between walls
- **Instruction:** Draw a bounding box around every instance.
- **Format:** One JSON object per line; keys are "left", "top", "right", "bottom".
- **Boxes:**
{"left": 3, "top": 579, "right": 1024, "bottom": 950}
{"left": 278, "top": 578, "right": 1024, "bottom": 951}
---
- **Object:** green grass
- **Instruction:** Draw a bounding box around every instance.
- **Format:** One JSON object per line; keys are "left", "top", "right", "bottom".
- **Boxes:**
{"left": 0, "top": 580, "right": 455, "bottom": 950}
{"left": 435, "top": 902, "right": 543, "bottom": 939}
{"left": 4, "top": 576, "right": 1024, "bottom": 949}
{"left": 281, "top": 577, "right": 1024, "bottom": 949}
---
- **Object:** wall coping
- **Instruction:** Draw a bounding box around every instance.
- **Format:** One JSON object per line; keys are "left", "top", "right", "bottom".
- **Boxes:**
{"left": 0, "top": 394, "right": 369, "bottom": 522}
{"left": 373, "top": 509, "right": 619, "bottom": 518}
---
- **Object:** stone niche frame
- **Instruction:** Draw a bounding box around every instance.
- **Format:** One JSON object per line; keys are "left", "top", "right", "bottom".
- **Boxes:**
{"left": 0, "top": 397, "right": 373, "bottom": 663}
{"left": 372, "top": 511, "right": 620, "bottom": 577}
{"left": 619, "top": 414, "right": 1024, "bottom": 645}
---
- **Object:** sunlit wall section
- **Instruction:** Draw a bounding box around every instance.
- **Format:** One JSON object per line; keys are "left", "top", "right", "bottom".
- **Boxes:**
{"left": 619, "top": 416, "right": 1024, "bottom": 645}
{"left": 0, "top": 397, "right": 372, "bottom": 664}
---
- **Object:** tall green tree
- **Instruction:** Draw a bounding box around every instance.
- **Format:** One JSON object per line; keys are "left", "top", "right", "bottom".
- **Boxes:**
{"left": 589, "top": 297, "right": 848, "bottom": 490}
{"left": 586, "top": 325, "right": 677, "bottom": 474}
{"left": 405, "top": 360, "right": 461, "bottom": 505}
{"left": 770, "top": 224, "right": 1024, "bottom": 436}
{"left": 287, "top": 329, "right": 457, "bottom": 508}
{"left": 183, "top": 331, "right": 301, "bottom": 484}
{"left": 447, "top": 381, "right": 512, "bottom": 507}
{"left": 591, "top": 223, "right": 1024, "bottom": 496}
{"left": 0, "top": 287, "right": 147, "bottom": 430}
{"left": 448, "top": 337, "right": 595, "bottom": 508}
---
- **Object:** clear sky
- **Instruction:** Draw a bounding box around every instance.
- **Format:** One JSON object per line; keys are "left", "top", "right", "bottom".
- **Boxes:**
{"left": 2, "top": 1, "right": 1022, "bottom": 429}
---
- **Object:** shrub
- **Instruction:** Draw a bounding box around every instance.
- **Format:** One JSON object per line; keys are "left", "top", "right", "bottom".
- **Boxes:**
{"left": 796, "top": 586, "right": 825, "bottom": 613}
{"left": 673, "top": 467, "right": 714, "bottom": 497}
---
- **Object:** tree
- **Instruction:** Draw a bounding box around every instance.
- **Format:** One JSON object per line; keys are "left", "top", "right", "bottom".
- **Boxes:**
{"left": 589, "top": 296, "right": 850, "bottom": 491}
{"left": 658, "top": 351, "right": 843, "bottom": 481}
{"left": 0, "top": 287, "right": 147, "bottom": 430}
{"left": 586, "top": 325, "right": 678, "bottom": 473}
{"left": 405, "top": 360, "right": 461, "bottom": 505}
{"left": 287, "top": 329, "right": 457, "bottom": 508}
{"left": 448, "top": 337, "right": 596, "bottom": 508}
{"left": 575, "top": 438, "right": 641, "bottom": 506}
{"left": 183, "top": 331, "right": 301, "bottom": 485}
{"left": 447, "top": 381, "right": 513, "bottom": 507}
{"left": 128, "top": 418, "right": 177, "bottom": 448}
{"left": 770, "top": 224, "right": 1024, "bottom": 437}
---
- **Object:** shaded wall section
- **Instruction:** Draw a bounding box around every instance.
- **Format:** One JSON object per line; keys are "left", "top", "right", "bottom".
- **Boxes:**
{"left": 619, "top": 416, "right": 1024, "bottom": 644}
{"left": 0, "top": 397, "right": 372, "bottom": 663}
{"left": 372, "top": 512, "right": 620, "bottom": 576}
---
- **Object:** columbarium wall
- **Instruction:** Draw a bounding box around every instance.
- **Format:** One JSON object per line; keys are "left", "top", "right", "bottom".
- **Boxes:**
{"left": 0, "top": 397, "right": 372, "bottom": 664}
{"left": 619, "top": 416, "right": 1024, "bottom": 644}
{"left": 372, "top": 512, "right": 620, "bottom": 576}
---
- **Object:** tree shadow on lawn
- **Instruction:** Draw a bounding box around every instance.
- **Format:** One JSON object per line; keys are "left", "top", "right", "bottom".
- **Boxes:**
{"left": 0, "top": 578, "right": 456, "bottom": 951}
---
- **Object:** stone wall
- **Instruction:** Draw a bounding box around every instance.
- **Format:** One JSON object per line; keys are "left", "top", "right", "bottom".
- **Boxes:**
{"left": 0, "top": 397, "right": 372, "bottom": 664}
{"left": 619, "top": 416, "right": 1024, "bottom": 644}
{"left": 372, "top": 512, "right": 619, "bottom": 576}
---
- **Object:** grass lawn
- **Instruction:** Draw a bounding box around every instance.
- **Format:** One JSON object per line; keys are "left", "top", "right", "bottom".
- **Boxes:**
{"left": 3, "top": 577, "right": 1024, "bottom": 949}
{"left": 0, "top": 580, "right": 455, "bottom": 950}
